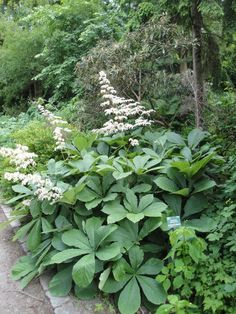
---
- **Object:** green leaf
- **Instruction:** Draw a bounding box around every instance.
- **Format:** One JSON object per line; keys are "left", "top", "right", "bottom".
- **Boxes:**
{"left": 139, "top": 218, "right": 162, "bottom": 239}
{"left": 29, "top": 199, "right": 41, "bottom": 218}
{"left": 102, "top": 201, "right": 127, "bottom": 224}
{"left": 183, "top": 194, "right": 208, "bottom": 218}
{"left": 113, "top": 258, "right": 133, "bottom": 281}
{"left": 172, "top": 188, "right": 190, "bottom": 196}
{"left": 41, "top": 217, "right": 53, "bottom": 233}
{"left": 49, "top": 265, "right": 72, "bottom": 296}
{"left": 52, "top": 233, "right": 67, "bottom": 251}
{"left": 118, "top": 278, "right": 141, "bottom": 314}
{"left": 102, "top": 277, "right": 127, "bottom": 293}
{"left": 27, "top": 219, "right": 41, "bottom": 251}
{"left": 85, "top": 198, "right": 102, "bottom": 210}
{"left": 113, "top": 170, "right": 132, "bottom": 180}
{"left": 20, "top": 270, "right": 38, "bottom": 289}
{"left": 60, "top": 188, "right": 77, "bottom": 205}
{"left": 11, "top": 256, "right": 35, "bottom": 280}
{"left": 127, "top": 213, "right": 144, "bottom": 223}
{"left": 96, "top": 243, "right": 121, "bottom": 261}
{"left": 154, "top": 176, "right": 178, "bottom": 192}
{"left": 132, "top": 184, "right": 152, "bottom": 193}
{"left": 125, "top": 189, "right": 138, "bottom": 211}
{"left": 12, "top": 184, "right": 32, "bottom": 195}
{"left": 163, "top": 194, "right": 182, "bottom": 215}
{"left": 193, "top": 178, "right": 216, "bottom": 193}
{"left": 188, "top": 129, "right": 207, "bottom": 148}
{"left": 190, "top": 154, "right": 214, "bottom": 177}
{"left": 72, "top": 254, "right": 95, "bottom": 287}
{"left": 184, "top": 216, "right": 217, "bottom": 232}
{"left": 138, "top": 194, "right": 154, "bottom": 211}
{"left": 74, "top": 282, "right": 97, "bottom": 300}
{"left": 41, "top": 200, "right": 56, "bottom": 215}
{"left": 143, "top": 202, "right": 167, "bottom": 217}
{"left": 51, "top": 249, "right": 85, "bottom": 264}
{"left": 137, "top": 275, "right": 166, "bottom": 305}
{"left": 95, "top": 224, "right": 118, "bottom": 248}
{"left": 62, "top": 229, "right": 91, "bottom": 250}
{"left": 173, "top": 275, "right": 184, "bottom": 289}
{"left": 167, "top": 132, "right": 185, "bottom": 145}
{"left": 98, "top": 268, "right": 111, "bottom": 290}
{"left": 13, "top": 220, "right": 36, "bottom": 241}
{"left": 128, "top": 246, "right": 144, "bottom": 269}
{"left": 85, "top": 217, "right": 103, "bottom": 248}
{"left": 137, "top": 258, "right": 163, "bottom": 275}
{"left": 77, "top": 187, "right": 97, "bottom": 202}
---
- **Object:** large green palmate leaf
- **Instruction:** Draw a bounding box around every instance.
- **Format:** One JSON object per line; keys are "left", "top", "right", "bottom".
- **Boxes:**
{"left": 49, "top": 265, "right": 73, "bottom": 296}
{"left": 137, "top": 276, "right": 167, "bottom": 305}
{"left": 118, "top": 277, "right": 141, "bottom": 314}
{"left": 128, "top": 246, "right": 144, "bottom": 269}
{"left": 77, "top": 175, "right": 117, "bottom": 209}
{"left": 102, "top": 201, "right": 127, "bottom": 223}
{"left": 72, "top": 253, "right": 96, "bottom": 287}
{"left": 62, "top": 229, "right": 91, "bottom": 250}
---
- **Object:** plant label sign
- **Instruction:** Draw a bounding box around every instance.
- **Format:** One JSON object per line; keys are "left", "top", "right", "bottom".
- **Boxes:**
{"left": 167, "top": 216, "right": 181, "bottom": 229}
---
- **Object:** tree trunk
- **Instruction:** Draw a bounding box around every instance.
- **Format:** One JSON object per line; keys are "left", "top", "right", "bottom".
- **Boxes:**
{"left": 191, "top": 0, "right": 204, "bottom": 129}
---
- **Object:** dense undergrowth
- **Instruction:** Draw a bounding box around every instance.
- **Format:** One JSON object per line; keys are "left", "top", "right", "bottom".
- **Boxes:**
{"left": 0, "top": 72, "right": 235, "bottom": 314}
{"left": 0, "top": 1, "right": 236, "bottom": 313}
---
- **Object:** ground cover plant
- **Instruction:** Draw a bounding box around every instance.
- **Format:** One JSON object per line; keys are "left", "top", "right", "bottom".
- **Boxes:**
{"left": 1, "top": 72, "right": 234, "bottom": 314}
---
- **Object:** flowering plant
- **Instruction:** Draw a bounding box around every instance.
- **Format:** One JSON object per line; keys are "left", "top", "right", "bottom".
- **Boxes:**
{"left": 0, "top": 73, "right": 218, "bottom": 314}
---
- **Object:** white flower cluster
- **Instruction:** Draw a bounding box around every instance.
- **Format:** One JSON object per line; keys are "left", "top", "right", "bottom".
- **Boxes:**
{"left": 4, "top": 171, "right": 62, "bottom": 203}
{"left": 0, "top": 144, "right": 37, "bottom": 170}
{"left": 93, "top": 71, "right": 155, "bottom": 135}
{"left": 129, "top": 138, "right": 139, "bottom": 146}
{"left": 22, "top": 199, "right": 31, "bottom": 207}
{"left": 37, "top": 104, "right": 71, "bottom": 150}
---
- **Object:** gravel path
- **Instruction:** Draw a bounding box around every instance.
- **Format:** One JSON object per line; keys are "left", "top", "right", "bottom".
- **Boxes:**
{"left": 0, "top": 210, "right": 54, "bottom": 314}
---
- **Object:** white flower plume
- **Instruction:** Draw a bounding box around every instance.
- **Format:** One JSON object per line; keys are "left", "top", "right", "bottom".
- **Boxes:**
{"left": 93, "top": 71, "right": 155, "bottom": 135}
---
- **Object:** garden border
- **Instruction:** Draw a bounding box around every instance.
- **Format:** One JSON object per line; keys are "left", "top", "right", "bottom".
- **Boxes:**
{"left": 0, "top": 203, "right": 105, "bottom": 314}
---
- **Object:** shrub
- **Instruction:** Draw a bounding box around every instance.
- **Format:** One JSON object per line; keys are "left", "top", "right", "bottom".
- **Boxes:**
{"left": 11, "top": 120, "right": 56, "bottom": 166}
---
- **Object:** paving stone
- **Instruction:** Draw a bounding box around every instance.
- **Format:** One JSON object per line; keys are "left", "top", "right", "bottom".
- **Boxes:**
{"left": 40, "top": 271, "right": 52, "bottom": 292}
{"left": 45, "top": 290, "right": 71, "bottom": 308}
{"left": 54, "top": 299, "right": 99, "bottom": 314}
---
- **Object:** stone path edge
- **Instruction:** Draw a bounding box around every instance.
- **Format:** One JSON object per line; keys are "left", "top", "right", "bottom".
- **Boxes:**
{"left": 0, "top": 203, "right": 106, "bottom": 314}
